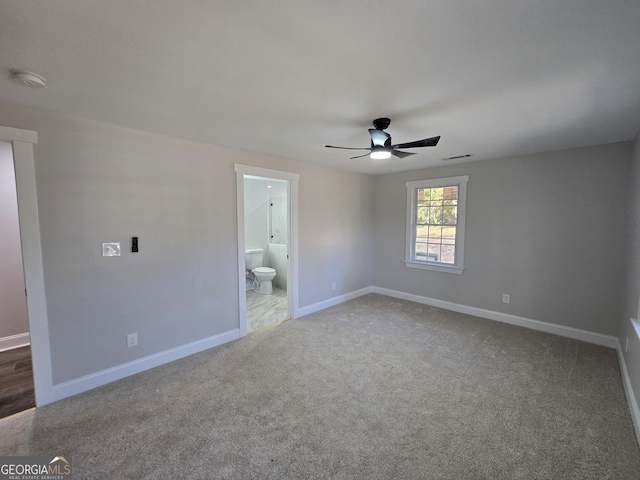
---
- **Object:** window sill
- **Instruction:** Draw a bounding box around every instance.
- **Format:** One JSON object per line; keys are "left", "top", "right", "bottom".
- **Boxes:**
{"left": 404, "top": 260, "right": 464, "bottom": 275}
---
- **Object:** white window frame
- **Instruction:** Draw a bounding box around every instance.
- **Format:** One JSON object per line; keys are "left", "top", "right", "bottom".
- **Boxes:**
{"left": 405, "top": 175, "right": 469, "bottom": 274}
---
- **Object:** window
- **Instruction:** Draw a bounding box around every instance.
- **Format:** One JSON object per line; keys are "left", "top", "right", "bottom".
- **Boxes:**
{"left": 405, "top": 175, "right": 469, "bottom": 274}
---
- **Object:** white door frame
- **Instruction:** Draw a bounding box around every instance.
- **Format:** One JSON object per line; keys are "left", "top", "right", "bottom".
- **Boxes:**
{"left": 1, "top": 125, "right": 54, "bottom": 406}
{"left": 234, "top": 164, "right": 299, "bottom": 336}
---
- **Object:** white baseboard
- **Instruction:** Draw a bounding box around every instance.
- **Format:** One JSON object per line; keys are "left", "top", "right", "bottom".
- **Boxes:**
{"left": 616, "top": 340, "right": 640, "bottom": 447}
{"left": 371, "top": 287, "right": 618, "bottom": 348}
{"left": 0, "top": 332, "right": 30, "bottom": 352}
{"left": 51, "top": 329, "right": 240, "bottom": 403}
{"left": 297, "top": 286, "right": 373, "bottom": 318}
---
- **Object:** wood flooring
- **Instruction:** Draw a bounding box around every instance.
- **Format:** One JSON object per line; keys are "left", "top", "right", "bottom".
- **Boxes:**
{"left": 0, "top": 346, "right": 35, "bottom": 418}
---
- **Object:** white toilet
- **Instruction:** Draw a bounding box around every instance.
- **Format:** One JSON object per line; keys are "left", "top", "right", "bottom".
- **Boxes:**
{"left": 245, "top": 249, "right": 277, "bottom": 295}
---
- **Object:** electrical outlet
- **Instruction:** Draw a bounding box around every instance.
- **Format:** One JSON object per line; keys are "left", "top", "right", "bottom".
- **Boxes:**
{"left": 332, "top": 282, "right": 336, "bottom": 291}
{"left": 127, "top": 333, "right": 138, "bottom": 348}
{"left": 502, "top": 294, "right": 510, "bottom": 304}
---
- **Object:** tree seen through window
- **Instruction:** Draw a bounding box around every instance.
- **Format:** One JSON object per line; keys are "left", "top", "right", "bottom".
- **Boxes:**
{"left": 415, "top": 185, "right": 458, "bottom": 264}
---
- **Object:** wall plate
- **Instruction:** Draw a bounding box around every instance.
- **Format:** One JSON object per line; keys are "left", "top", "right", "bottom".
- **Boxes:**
{"left": 102, "top": 242, "right": 121, "bottom": 257}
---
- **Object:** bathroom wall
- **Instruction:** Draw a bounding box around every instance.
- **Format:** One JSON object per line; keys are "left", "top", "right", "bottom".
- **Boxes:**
{"left": 269, "top": 181, "right": 287, "bottom": 245}
{"left": 268, "top": 180, "right": 288, "bottom": 289}
{"left": 0, "top": 141, "right": 30, "bottom": 349}
{"left": 244, "top": 178, "right": 269, "bottom": 255}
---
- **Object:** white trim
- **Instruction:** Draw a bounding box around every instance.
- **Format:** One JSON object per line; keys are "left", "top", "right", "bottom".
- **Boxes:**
{"left": 405, "top": 175, "right": 468, "bottom": 274}
{"left": 290, "top": 179, "right": 299, "bottom": 319}
{"left": 0, "top": 332, "right": 30, "bottom": 352}
{"left": 405, "top": 175, "right": 470, "bottom": 190}
{"left": 0, "top": 125, "right": 37, "bottom": 144}
{"left": 404, "top": 261, "right": 464, "bottom": 274}
{"left": 234, "top": 164, "right": 300, "bottom": 182}
{"left": 297, "top": 287, "right": 373, "bottom": 318}
{"left": 51, "top": 329, "right": 240, "bottom": 402}
{"left": 1, "top": 127, "right": 55, "bottom": 407}
{"left": 235, "top": 174, "right": 248, "bottom": 337}
{"left": 616, "top": 339, "right": 640, "bottom": 447}
{"left": 371, "top": 286, "right": 618, "bottom": 348}
{"left": 632, "top": 317, "right": 640, "bottom": 340}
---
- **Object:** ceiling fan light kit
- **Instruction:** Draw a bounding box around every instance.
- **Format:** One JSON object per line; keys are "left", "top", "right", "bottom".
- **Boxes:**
{"left": 326, "top": 118, "right": 440, "bottom": 161}
{"left": 370, "top": 145, "right": 392, "bottom": 160}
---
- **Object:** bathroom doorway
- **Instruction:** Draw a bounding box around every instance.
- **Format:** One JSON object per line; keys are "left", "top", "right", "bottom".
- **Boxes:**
{"left": 235, "top": 165, "right": 299, "bottom": 336}
{"left": 0, "top": 141, "right": 35, "bottom": 417}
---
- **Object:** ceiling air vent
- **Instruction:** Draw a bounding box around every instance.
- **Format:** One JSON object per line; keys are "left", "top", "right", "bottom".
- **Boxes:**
{"left": 443, "top": 154, "right": 472, "bottom": 161}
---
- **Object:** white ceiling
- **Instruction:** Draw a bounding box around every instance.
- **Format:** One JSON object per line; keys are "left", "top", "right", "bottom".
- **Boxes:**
{"left": 1, "top": 1, "right": 639, "bottom": 175}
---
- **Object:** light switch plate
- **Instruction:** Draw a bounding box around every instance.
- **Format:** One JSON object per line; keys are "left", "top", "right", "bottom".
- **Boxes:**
{"left": 102, "top": 242, "right": 121, "bottom": 257}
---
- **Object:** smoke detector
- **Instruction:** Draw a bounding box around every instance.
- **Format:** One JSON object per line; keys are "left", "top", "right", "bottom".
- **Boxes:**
{"left": 11, "top": 70, "right": 46, "bottom": 88}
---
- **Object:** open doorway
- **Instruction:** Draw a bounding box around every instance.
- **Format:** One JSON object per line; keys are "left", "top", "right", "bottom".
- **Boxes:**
{"left": 244, "top": 176, "right": 289, "bottom": 332}
{"left": 235, "top": 165, "right": 299, "bottom": 336}
{"left": 0, "top": 125, "right": 53, "bottom": 408}
{"left": 0, "top": 141, "right": 35, "bottom": 417}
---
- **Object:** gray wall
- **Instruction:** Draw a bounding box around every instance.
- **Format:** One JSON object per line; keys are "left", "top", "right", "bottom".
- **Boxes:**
{"left": 0, "top": 99, "right": 374, "bottom": 384}
{"left": 622, "top": 132, "right": 640, "bottom": 409}
{"left": 0, "top": 141, "right": 30, "bottom": 341}
{"left": 373, "top": 142, "right": 632, "bottom": 336}
{"left": 2, "top": 93, "right": 633, "bottom": 401}
{"left": 298, "top": 168, "right": 374, "bottom": 306}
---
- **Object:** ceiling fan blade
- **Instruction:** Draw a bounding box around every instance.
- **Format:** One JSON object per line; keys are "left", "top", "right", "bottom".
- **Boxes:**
{"left": 350, "top": 153, "right": 372, "bottom": 160}
{"left": 368, "top": 129, "right": 391, "bottom": 147}
{"left": 391, "top": 150, "right": 417, "bottom": 159}
{"left": 325, "top": 145, "right": 371, "bottom": 151}
{"left": 392, "top": 136, "right": 440, "bottom": 149}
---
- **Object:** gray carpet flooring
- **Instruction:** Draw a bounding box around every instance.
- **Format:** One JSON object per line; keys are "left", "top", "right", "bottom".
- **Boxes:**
{"left": 1, "top": 294, "right": 639, "bottom": 479}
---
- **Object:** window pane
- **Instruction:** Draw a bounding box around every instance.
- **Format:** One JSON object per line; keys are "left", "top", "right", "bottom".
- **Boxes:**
{"left": 429, "top": 206, "right": 442, "bottom": 224}
{"left": 417, "top": 188, "right": 429, "bottom": 206}
{"left": 443, "top": 186, "right": 458, "bottom": 201}
{"left": 443, "top": 206, "right": 457, "bottom": 225}
{"left": 428, "top": 225, "right": 442, "bottom": 242}
{"left": 416, "top": 225, "right": 428, "bottom": 241}
{"left": 431, "top": 187, "right": 444, "bottom": 203}
{"left": 441, "top": 244, "right": 455, "bottom": 264}
{"left": 442, "top": 226, "right": 456, "bottom": 244}
{"left": 416, "top": 207, "right": 429, "bottom": 224}
{"left": 415, "top": 242, "right": 430, "bottom": 261}
{"left": 428, "top": 244, "right": 441, "bottom": 262}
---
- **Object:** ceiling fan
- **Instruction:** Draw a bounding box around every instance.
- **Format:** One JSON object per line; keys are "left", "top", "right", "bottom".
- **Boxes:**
{"left": 325, "top": 118, "right": 440, "bottom": 160}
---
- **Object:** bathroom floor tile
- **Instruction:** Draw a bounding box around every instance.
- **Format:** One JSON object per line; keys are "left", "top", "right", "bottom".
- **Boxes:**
{"left": 246, "top": 287, "right": 288, "bottom": 333}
